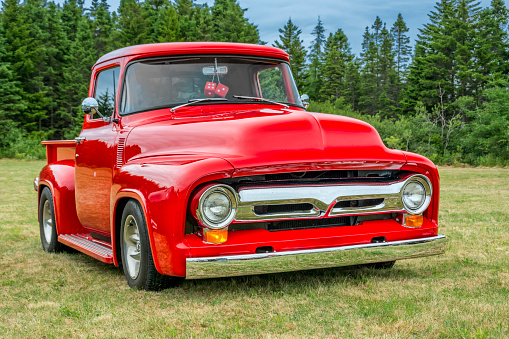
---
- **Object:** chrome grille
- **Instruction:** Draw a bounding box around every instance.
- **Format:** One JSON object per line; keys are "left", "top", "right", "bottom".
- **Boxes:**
{"left": 235, "top": 178, "right": 410, "bottom": 221}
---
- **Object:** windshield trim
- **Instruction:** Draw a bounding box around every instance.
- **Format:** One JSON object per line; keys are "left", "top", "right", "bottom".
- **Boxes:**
{"left": 118, "top": 55, "right": 302, "bottom": 117}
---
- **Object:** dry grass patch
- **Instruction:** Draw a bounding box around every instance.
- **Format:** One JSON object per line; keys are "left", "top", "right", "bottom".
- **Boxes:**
{"left": 1, "top": 159, "right": 508, "bottom": 338}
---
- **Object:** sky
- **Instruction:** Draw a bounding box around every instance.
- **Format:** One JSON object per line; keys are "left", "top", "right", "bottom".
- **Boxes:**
{"left": 84, "top": 0, "right": 502, "bottom": 56}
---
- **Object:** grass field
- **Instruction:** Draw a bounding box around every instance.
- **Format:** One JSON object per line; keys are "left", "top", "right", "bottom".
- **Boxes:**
{"left": 1, "top": 159, "right": 508, "bottom": 338}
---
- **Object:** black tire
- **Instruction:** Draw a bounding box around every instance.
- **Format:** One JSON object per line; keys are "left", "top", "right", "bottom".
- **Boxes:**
{"left": 365, "top": 261, "right": 396, "bottom": 269}
{"left": 120, "top": 200, "right": 181, "bottom": 291}
{"left": 39, "top": 187, "right": 65, "bottom": 252}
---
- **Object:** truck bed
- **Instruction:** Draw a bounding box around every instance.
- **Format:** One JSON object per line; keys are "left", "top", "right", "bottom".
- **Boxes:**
{"left": 41, "top": 140, "right": 75, "bottom": 164}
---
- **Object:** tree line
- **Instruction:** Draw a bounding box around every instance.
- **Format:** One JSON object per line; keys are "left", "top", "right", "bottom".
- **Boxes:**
{"left": 0, "top": 0, "right": 508, "bottom": 165}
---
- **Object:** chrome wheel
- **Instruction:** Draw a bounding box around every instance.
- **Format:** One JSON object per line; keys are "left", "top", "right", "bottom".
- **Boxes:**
{"left": 123, "top": 215, "right": 141, "bottom": 280}
{"left": 42, "top": 200, "right": 53, "bottom": 244}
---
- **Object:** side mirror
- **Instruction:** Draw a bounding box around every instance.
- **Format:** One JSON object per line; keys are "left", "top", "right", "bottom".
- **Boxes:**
{"left": 300, "top": 94, "right": 310, "bottom": 110}
{"left": 81, "top": 97, "right": 110, "bottom": 123}
{"left": 81, "top": 97, "right": 99, "bottom": 114}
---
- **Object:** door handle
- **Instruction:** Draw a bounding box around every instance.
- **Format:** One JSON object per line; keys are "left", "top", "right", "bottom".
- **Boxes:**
{"left": 75, "top": 136, "right": 86, "bottom": 144}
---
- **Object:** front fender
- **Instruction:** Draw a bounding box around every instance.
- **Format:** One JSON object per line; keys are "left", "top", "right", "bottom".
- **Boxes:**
{"left": 111, "top": 156, "right": 234, "bottom": 276}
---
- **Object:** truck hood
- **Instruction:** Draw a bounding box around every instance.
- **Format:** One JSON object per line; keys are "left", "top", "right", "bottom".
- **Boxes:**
{"left": 124, "top": 108, "right": 406, "bottom": 171}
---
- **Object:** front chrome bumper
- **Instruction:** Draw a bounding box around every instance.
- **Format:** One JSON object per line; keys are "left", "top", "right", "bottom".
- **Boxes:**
{"left": 185, "top": 235, "right": 446, "bottom": 279}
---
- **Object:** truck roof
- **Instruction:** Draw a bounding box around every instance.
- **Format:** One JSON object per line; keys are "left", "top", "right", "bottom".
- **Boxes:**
{"left": 94, "top": 42, "right": 290, "bottom": 67}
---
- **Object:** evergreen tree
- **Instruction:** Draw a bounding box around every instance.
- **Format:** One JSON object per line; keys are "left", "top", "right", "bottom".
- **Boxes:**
{"left": 273, "top": 18, "right": 307, "bottom": 90}
{"left": 210, "top": 0, "right": 259, "bottom": 43}
{"left": 305, "top": 16, "right": 326, "bottom": 100}
{"left": 60, "top": 6, "right": 96, "bottom": 137}
{"left": 2, "top": 0, "right": 50, "bottom": 132}
{"left": 114, "top": 0, "right": 150, "bottom": 48}
{"left": 474, "top": 0, "right": 509, "bottom": 92}
{"left": 175, "top": 0, "right": 199, "bottom": 41}
{"left": 148, "top": 0, "right": 181, "bottom": 43}
{"left": 406, "top": 0, "right": 481, "bottom": 111}
{"left": 61, "top": 0, "right": 85, "bottom": 42}
{"left": 41, "top": 1, "right": 69, "bottom": 135}
{"left": 89, "top": 0, "right": 114, "bottom": 55}
{"left": 0, "top": 25, "right": 26, "bottom": 142}
{"left": 358, "top": 16, "right": 396, "bottom": 116}
{"left": 319, "top": 28, "right": 355, "bottom": 104}
{"left": 390, "top": 13, "right": 411, "bottom": 110}
{"left": 453, "top": 0, "right": 481, "bottom": 99}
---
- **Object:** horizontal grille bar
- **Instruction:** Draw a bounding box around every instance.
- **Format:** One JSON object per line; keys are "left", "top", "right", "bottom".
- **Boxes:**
{"left": 267, "top": 216, "right": 352, "bottom": 231}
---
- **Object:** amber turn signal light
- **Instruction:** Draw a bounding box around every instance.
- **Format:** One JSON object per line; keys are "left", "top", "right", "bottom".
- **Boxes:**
{"left": 203, "top": 229, "right": 228, "bottom": 244}
{"left": 404, "top": 214, "right": 424, "bottom": 228}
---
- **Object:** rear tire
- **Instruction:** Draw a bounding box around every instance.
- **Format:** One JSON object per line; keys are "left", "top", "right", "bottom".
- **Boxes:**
{"left": 120, "top": 200, "right": 181, "bottom": 291}
{"left": 39, "top": 187, "right": 65, "bottom": 252}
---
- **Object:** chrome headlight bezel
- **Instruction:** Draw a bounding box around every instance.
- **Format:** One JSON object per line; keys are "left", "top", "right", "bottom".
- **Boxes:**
{"left": 196, "top": 184, "right": 237, "bottom": 229}
{"left": 401, "top": 175, "right": 432, "bottom": 215}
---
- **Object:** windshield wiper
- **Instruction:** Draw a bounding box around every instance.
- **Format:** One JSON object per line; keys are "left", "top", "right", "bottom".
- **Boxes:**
{"left": 232, "top": 95, "right": 289, "bottom": 109}
{"left": 170, "top": 98, "right": 228, "bottom": 113}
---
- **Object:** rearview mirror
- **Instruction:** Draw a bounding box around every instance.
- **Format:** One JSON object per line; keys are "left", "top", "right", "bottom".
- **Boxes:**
{"left": 203, "top": 66, "right": 228, "bottom": 76}
{"left": 301, "top": 94, "right": 309, "bottom": 109}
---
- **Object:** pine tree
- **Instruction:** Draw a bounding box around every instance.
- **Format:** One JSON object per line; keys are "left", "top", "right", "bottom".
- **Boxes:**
{"left": 358, "top": 16, "right": 396, "bottom": 116}
{"left": 148, "top": 0, "right": 181, "bottom": 43}
{"left": 0, "top": 25, "right": 26, "bottom": 141}
{"left": 319, "top": 28, "right": 355, "bottom": 103}
{"left": 89, "top": 0, "right": 114, "bottom": 55}
{"left": 305, "top": 16, "right": 326, "bottom": 100}
{"left": 453, "top": 0, "right": 481, "bottom": 99}
{"left": 273, "top": 18, "right": 307, "bottom": 91}
{"left": 114, "top": 0, "right": 150, "bottom": 48}
{"left": 175, "top": 0, "right": 199, "bottom": 41}
{"left": 210, "top": 0, "right": 259, "bottom": 43}
{"left": 60, "top": 10, "right": 97, "bottom": 138}
{"left": 406, "top": 0, "right": 481, "bottom": 110}
{"left": 41, "top": 1, "right": 70, "bottom": 136}
{"left": 2, "top": 0, "right": 50, "bottom": 132}
{"left": 391, "top": 13, "right": 411, "bottom": 110}
{"left": 61, "top": 0, "right": 85, "bottom": 42}
{"left": 406, "top": 0, "right": 457, "bottom": 110}
{"left": 474, "top": 0, "right": 509, "bottom": 92}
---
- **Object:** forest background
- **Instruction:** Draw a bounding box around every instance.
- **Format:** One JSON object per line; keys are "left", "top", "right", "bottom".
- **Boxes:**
{"left": 0, "top": 0, "right": 508, "bottom": 166}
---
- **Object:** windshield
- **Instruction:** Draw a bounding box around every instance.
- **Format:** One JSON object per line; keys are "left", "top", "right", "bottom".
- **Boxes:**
{"left": 120, "top": 56, "right": 303, "bottom": 114}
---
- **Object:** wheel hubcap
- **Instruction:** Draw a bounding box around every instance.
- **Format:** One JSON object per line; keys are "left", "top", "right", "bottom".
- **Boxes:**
{"left": 42, "top": 200, "right": 53, "bottom": 243}
{"left": 123, "top": 215, "right": 141, "bottom": 279}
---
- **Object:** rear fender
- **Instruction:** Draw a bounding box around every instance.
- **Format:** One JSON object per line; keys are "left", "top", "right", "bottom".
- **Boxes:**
{"left": 38, "top": 160, "right": 84, "bottom": 235}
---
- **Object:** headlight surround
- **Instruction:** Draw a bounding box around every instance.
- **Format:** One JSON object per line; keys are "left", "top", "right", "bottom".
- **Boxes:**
{"left": 401, "top": 175, "right": 432, "bottom": 215}
{"left": 196, "top": 184, "right": 237, "bottom": 229}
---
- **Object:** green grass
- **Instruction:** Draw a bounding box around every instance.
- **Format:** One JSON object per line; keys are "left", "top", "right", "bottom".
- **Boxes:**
{"left": 1, "top": 159, "right": 508, "bottom": 338}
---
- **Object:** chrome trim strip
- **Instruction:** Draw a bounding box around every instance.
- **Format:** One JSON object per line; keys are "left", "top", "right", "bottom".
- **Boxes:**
{"left": 185, "top": 235, "right": 446, "bottom": 279}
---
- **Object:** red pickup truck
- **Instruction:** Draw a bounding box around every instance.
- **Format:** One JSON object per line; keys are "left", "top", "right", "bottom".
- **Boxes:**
{"left": 35, "top": 42, "right": 445, "bottom": 290}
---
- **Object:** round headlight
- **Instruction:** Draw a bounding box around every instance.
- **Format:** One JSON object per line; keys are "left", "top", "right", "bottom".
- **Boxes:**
{"left": 197, "top": 185, "right": 237, "bottom": 229}
{"left": 401, "top": 175, "right": 432, "bottom": 215}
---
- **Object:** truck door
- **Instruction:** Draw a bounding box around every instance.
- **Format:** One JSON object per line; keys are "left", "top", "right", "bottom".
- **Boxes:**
{"left": 75, "top": 66, "right": 121, "bottom": 236}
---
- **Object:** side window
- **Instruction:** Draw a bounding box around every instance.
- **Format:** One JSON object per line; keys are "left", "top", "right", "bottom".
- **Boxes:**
{"left": 258, "top": 66, "right": 287, "bottom": 103}
{"left": 94, "top": 66, "right": 120, "bottom": 118}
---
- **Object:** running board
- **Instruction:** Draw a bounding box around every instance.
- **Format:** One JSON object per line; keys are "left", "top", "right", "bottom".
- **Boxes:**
{"left": 59, "top": 234, "right": 113, "bottom": 263}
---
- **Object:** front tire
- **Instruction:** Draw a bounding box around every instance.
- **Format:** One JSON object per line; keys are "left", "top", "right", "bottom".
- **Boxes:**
{"left": 39, "top": 187, "right": 64, "bottom": 252}
{"left": 120, "top": 200, "right": 179, "bottom": 291}
{"left": 365, "top": 261, "right": 396, "bottom": 269}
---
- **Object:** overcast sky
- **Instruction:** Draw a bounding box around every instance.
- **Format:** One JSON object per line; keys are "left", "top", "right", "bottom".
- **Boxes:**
{"left": 82, "top": 0, "right": 502, "bottom": 56}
